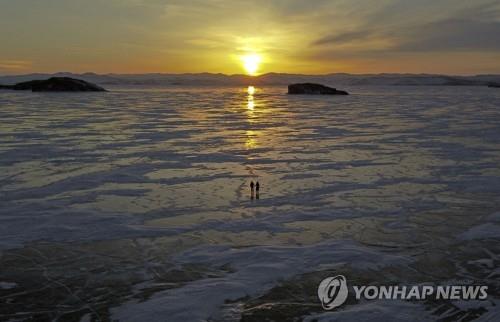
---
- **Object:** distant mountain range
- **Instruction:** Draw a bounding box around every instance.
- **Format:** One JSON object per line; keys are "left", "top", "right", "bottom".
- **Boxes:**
{"left": 1, "top": 72, "right": 500, "bottom": 87}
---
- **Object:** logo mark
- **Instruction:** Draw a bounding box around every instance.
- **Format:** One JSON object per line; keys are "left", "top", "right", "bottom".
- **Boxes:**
{"left": 318, "top": 275, "right": 348, "bottom": 310}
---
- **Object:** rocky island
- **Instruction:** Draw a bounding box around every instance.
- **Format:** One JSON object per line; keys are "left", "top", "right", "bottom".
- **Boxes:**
{"left": 0, "top": 77, "right": 106, "bottom": 92}
{"left": 288, "top": 83, "right": 349, "bottom": 95}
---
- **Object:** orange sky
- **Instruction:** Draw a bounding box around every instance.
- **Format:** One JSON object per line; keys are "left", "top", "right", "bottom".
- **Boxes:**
{"left": 1, "top": 0, "right": 499, "bottom": 75}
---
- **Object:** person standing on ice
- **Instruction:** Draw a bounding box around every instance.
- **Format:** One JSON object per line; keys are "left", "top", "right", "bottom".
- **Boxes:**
{"left": 250, "top": 181, "right": 255, "bottom": 200}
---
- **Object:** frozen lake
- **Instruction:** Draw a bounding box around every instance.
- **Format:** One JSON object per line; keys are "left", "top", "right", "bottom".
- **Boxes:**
{"left": 1, "top": 85, "right": 500, "bottom": 321}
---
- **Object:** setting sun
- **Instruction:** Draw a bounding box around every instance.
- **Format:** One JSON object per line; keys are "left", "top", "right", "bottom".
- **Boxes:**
{"left": 241, "top": 54, "right": 261, "bottom": 75}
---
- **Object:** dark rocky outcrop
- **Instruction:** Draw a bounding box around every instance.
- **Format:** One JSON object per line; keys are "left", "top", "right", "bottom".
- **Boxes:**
{"left": 288, "top": 83, "right": 348, "bottom": 95}
{"left": 0, "top": 77, "right": 106, "bottom": 92}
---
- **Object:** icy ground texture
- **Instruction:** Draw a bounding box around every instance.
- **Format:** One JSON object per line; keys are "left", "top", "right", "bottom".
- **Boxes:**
{"left": 0, "top": 86, "right": 500, "bottom": 321}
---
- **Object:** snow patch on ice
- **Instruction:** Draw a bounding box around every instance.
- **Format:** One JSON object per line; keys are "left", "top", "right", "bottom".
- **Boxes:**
{"left": 303, "top": 300, "right": 432, "bottom": 322}
{"left": 112, "top": 240, "right": 411, "bottom": 322}
{"left": 459, "top": 211, "right": 500, "bottom": 240}
{"left": 0, "top": 281, "right": 17, "bottom": 289}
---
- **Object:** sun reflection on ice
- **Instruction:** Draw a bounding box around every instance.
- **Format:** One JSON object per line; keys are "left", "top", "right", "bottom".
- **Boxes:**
{"left": 247, "top": 86, "right": 255, "bottom": 110}
{"left": 247, "top": 98, "right": 255, "bottom": 110}
{"left": 245, "top": 86, "right": 258, "bottom": 149}
{"left": 247, "top": 86, "right": 256, "bottom": 113}
{"left": 245, "top": 130, "right": 257, "bottom": 149}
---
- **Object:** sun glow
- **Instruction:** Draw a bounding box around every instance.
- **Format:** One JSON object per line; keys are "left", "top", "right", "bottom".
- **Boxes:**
{"left": 242, "top": 54, "right": 261, "bottom": 75}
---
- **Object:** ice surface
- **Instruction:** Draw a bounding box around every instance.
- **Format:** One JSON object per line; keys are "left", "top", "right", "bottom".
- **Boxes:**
{"left": 1, "top": 85, "right": 499, "bottom": 320}
{"left": 1, "top": 86, "right": 499, "bottom": 249}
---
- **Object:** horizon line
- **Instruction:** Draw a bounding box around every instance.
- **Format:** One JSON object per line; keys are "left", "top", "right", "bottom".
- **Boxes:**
{"left": 1, "top": 71, "right": 499, "bottom": 78}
